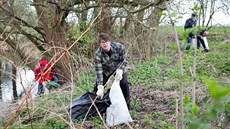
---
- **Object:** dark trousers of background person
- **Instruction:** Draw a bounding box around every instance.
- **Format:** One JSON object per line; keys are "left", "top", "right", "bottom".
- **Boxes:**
{"left": 185, "top": 36, "right": 208, "bottom": 51}
{"left": 185, "top": 36, "right": 193, "bottom": 50}
{"left": 94, "top": 73, "right": 131, "bottom": 109}
{"left": 197, "top": 36, "right": 209, "bottom": 52}
{"left": 37, "top": 75, "right": 59, "bottom": 95}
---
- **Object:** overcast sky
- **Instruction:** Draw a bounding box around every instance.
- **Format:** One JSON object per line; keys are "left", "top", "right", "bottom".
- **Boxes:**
{"left": 170, "top": 0, "right": 230, "bottom": 26}
{"left": 175, "top": 11, "right": 230, "bottom": 26}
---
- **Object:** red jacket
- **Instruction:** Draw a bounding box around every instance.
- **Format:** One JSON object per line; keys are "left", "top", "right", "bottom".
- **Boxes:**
{"left": 34, "top": 60, "right": 54, "bottom": 84}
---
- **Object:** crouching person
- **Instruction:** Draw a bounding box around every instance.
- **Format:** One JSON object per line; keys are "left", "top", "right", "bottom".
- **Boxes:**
{"left": 197, "top": 30, "right": 209, "bottom": 52}
{"left": 34, "top": 60, "right": 59, "bottom": 96}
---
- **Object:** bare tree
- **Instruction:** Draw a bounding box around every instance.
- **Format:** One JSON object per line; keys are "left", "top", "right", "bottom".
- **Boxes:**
{"left": 0, "top": 0, "right": 170, "bottom": 81}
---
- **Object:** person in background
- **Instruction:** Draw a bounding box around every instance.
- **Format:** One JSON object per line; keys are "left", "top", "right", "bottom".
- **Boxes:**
{"left": 197, "top": 30, "right": 209, "bottom": 52}
{"left": 184, "top": 12, "right": 198, "bottom": 50}
{"left": 184, "top": 12, "right": 209, "bottom": 52}
{"left": 34, "top": 60, "right": 59, "bottom": 95}
{"left": 93, "top": 33, "right": 130, "bottom": 109}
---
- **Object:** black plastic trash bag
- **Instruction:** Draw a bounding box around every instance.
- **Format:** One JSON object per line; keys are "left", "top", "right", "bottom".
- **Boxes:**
{"left": 68, "top": 91, "right": 111, "bottom": 120}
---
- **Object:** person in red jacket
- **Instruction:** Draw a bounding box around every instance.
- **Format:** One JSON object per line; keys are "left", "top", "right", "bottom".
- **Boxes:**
{"left": 34, "top": 60, "right": 58, "bottom": 95}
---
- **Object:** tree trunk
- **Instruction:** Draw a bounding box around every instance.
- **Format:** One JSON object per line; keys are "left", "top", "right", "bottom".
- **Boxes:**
{"left": 99, "top": 5, "right": 112, "bottom": 33}
{"left": 79, "top": 2, "right": 89, "bottom": 32}
{"left": 93, "top": 4, "right": 113, "bottom": 34}
{"left": 12, "top": 65, "right": 17, "bottom": 100}
{"left": 101, "top": 5, "right": 112, "bottom": 33}
{"left": 33, "top": 0, "right": 73, "bottom": 82}
{"left": 92, "top": 5, "right": 113, "bottom": 52}
{"left": 134, "top": 7, "right": 144, "bottom": 60}
{"left": 121, "top": 13, "right": 131, "bottom": 37}
{"left": 148, "top": 2, "right": 166, "bottom": 57}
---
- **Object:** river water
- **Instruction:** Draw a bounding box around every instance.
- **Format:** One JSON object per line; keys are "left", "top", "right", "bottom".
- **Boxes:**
{"left": 0, "top": 63, "right": 37, "bottom": 102}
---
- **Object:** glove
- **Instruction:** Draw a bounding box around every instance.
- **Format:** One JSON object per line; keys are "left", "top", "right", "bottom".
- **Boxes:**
{"left": 42, "top": 81, "right": 48, "bottom": 87}
{"left": 115, "top": 69, "right": 123, "bottom": 81}
{"left": 96, "top": 85, "right": 104, "bottom": 99}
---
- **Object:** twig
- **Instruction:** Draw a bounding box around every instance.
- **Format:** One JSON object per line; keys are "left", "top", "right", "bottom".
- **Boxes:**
{"left": 0, "top": 111, "right": 6, "bottom": 121}
{"left": 125, "top": 123, "right": 134, "bottom": 129}
{"left": 19, "top": 73, "right": 34, "bottom": 129}
{"left": 67, "top": 60, "right": 75, "bottom": 128}
{"left": 176, "top": 98, "right": 178, "bottom": 129}
{"left": 80, "top": 96, "right": 98, "bottom": 128}
{"left": 89, "top": 96, "right": 108, "bottom": 129}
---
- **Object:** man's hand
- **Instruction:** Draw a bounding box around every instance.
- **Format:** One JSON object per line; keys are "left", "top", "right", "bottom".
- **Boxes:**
{"left": 96, "top": 85, "right": 104, "bottom": 99}
{"left": 115, "top": 69, "right": 123, "bottom": 81}
{"left": 203, "top": 31, "right": 208, "bottom": 36}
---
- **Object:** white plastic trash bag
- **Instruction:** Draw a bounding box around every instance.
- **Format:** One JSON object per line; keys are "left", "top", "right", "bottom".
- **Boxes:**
{"left": 201, "top": 36, "right": 209, "bottom": 50}
{"left": 192, "top": 38, "right": 196, "bottom": 48}
{"left": 106, "top": 79, "right": 133, "bottom": 126}
{"left": 191, "top": 36, "right": 209, "bottom": 50}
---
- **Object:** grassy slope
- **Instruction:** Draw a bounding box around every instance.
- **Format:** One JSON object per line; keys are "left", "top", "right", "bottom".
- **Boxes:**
{"left": 4, "top": 27, "right": 230, "bottom": 129}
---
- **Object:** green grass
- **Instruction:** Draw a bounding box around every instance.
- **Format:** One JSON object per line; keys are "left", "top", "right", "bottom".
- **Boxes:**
{"left": 129, "top": 55, "right": 175, "bottom": 89}
{"left": 6, "top": 26, "right": 230, "bottom": 129}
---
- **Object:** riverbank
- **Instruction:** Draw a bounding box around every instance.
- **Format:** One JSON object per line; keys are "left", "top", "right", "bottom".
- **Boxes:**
{"left": 0, "top": 101, "right": 18, "bottom": 125}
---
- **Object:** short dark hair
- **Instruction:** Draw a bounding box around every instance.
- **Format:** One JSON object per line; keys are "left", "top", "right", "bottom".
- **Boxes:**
{"left": 98, "top": 33, "right": 111, "bottom": 43}
{"left": 192, "top": 12, "right": 197, "bottom": 17}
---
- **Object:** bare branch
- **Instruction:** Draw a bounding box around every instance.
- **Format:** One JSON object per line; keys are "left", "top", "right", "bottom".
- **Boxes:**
{"left": 0, "top": 28, "right": 25, "bottom": 61}
{"left": 0, "top": 6, "right": 44, "bottom": 36}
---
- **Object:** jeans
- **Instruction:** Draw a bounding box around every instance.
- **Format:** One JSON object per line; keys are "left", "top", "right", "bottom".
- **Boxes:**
{"left": 37, "top": 75, "right": 59, "bottom": 95}
{"left": 185, "top": 37, "right": 193, "bottom": 50}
